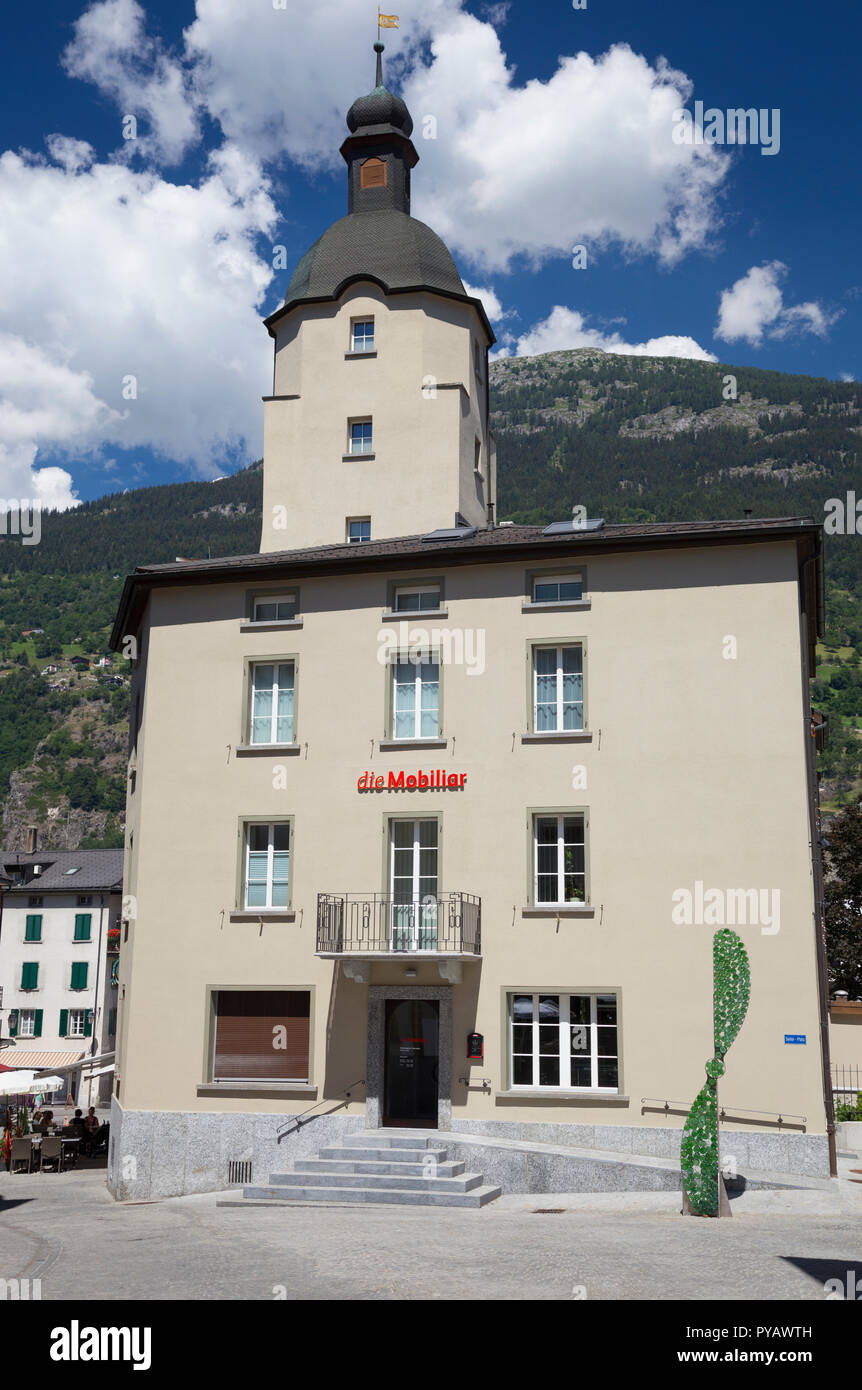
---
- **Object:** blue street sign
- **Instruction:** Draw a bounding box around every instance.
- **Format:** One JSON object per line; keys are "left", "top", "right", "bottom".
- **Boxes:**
{"left": 784, "top": 1034, "right": 807, "bottom": 1044}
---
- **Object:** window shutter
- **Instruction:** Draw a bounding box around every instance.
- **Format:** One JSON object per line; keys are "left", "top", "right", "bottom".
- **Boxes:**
{"left": 21, "top": 962, "right": 38, "bottom": 989}
{"left": 8, "top": 1012, "right": 17, "bottom": 1037}
{"left": 25, "top": 914, "right": 42, "bottom": 941}
{"left": 59, "top": 1009, "right": 68, "bottom": 1037}
{"left": 74, "top": 913, "right": 92, "bottom": 941}
{"left": 71, "top": 961, "right": 88, "bottom": 990}
{"left": 108, "top": 1008, "right": 117, "bottom": 1035}
{"left": 84, "top": 1011, "right": 92, "bottom": 1038}
{"left": 33, "top": 1009, "right": 43, "bottom": 1038}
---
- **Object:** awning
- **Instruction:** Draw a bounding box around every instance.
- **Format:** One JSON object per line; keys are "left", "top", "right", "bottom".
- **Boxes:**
{"left": 5, "top": 1051, "right": 85, "bottom": 1069}
{"left": 82, "top": 1063, "right": 115, "bottom": 1077}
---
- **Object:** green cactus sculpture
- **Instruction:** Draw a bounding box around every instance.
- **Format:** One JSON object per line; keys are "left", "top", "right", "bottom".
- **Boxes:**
{"left": 681, "top": 927, "right": 751, "bottom": 1216}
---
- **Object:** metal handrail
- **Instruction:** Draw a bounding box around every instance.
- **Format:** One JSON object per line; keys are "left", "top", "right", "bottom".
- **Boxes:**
{"left": 640, "top": 1097, "right": 807, "bottom": 1125}
{"left": 276, "top": 1079, "right": 366, "bottom": 1137}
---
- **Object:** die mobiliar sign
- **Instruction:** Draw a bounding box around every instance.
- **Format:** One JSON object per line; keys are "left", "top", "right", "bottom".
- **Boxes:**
{"left": 357, "top": 769, "right": 467, "bottom": 791}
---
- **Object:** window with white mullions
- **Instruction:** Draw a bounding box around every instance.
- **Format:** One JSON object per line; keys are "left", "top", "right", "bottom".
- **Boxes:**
{"left": 534, "top": 645, "right": 583, "bottom": 731}
{"left": 390, "top": 819, "right": 438, "bottom": 951}
{"left": 245, "top": 823, "right": 291, "bottom": 909}
{"left": 392, "top": 657, "right": 439, "bottom": 739}
{"left": 510, "top": 992, "right": 618, "bottom": 1090}
{"left": 18, "top": 1009, "right": 36, "bottom": 1038}
{"left": 250, "top": 662, "right": 295, "bottom": 745}
{"left": 351, "top": 319, "right": 374, "bottom": 352}
{"left": 392, "top": 585, "right": 441, "bottom": 613}
{"left": 534, "top": 813, "right": 586, "bottom": 903}
{"left": 349, "top": 420, "right": 373, "bottom": 454}
{"left": 252, "top": 594, "right": 297, "bottom": 622}
{"left": 68, "top": 1009, "right": 87, "bottom": 1039}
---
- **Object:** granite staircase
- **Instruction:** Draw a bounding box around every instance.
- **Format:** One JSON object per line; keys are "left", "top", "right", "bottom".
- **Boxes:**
{"left": 239, "top": 1130, "right": 502, "bottom": 1208}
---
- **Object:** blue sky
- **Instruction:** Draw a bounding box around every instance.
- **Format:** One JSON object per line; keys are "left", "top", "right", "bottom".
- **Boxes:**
{"left": 0, "top": 0, "right": 858, "bottom": 507}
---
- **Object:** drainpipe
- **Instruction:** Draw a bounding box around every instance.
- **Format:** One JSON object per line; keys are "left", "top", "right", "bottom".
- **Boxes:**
{"left": 89, "top": 894, "right": 106, "bottom": 1110}
{"left": 799, "top": 547, "right": 837, "bottom": 1177}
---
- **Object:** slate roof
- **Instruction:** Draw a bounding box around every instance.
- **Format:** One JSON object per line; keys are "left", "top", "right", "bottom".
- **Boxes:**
{"left": 1, "top": 848, "right": 124, "bottom": 893}
{"left": 266, "top": 209, "right": 468, "bottom": 330}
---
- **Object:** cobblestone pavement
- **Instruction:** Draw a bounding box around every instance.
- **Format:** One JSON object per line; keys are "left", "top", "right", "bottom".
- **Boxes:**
{"left": 2, "top": 1166, "right": 861, "bottom": 1301}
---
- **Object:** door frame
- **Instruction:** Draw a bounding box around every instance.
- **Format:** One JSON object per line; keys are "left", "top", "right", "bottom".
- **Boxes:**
{"left": 366, "top": 985, "right": 452, "bottom": 1130}
{"left": 383, "top": 997, "right": 440, "bottom": 1127}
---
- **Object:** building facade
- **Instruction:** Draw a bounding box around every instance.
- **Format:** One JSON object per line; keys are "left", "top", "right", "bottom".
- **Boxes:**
{"left": 0, "top": 844, "right": 122, "bottom": 1106}
{"left": 107, "top": 51, "right": 833, "bottom": 1200}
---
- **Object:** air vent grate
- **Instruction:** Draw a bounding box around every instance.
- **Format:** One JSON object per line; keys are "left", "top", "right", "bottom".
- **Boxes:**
{"left": 227, "top": 1159, "right": 253, "bottom": 1186}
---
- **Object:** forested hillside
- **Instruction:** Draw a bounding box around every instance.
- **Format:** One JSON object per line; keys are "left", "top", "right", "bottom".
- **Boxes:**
{"left": 1, "top": 348, "right": 860, "bottom": 847}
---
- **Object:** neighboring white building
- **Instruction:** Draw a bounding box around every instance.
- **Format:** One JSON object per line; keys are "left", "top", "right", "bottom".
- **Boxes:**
{"left": 0, "top": 843, "right": 123, "bottom": 1107}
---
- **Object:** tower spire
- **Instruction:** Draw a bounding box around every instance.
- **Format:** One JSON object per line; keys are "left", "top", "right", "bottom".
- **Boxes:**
{"left": 374, "top": 40, "right": 384, "bottom": 88}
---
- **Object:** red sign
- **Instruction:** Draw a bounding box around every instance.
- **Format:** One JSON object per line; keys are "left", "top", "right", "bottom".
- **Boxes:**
{"left": 358, "top": 769, "right": 467, "bottom": 791}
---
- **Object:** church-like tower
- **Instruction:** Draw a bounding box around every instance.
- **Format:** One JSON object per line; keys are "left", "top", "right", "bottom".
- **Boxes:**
{"left": 260, "top": 44, "right": 496, "bottom": 553}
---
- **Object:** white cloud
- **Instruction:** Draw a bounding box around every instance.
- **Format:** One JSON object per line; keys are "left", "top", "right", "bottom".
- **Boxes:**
{"left": 503, "top": 305, "right": 716, "bottom": 361}
{"left": 840, "top": 372, "right": 856, "bottom": 383}
{"left": 63, "top": 0, "right": 198, "bottom": 164}
{"left": 461, "top": 281, "right": 508, "bottom": 322}
{"left": 0, "top": 141, "right": 278, "bottom": 497}
{"left": 716, "top": 262, "right": 840, "bottom": 345}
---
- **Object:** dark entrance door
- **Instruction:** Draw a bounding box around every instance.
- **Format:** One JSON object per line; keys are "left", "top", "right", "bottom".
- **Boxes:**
{"left": 383, "top": 998, "right": 439, "bottom": 1127}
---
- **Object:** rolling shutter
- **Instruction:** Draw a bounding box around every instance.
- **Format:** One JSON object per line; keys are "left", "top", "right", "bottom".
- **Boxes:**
{"left": 213, "top": 990, "right": 310, "bottom": 1082}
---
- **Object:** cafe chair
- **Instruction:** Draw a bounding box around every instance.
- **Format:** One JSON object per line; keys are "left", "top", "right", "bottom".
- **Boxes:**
{"left": 39, "top": 1137, "right": 64, "bottom": 1173}
{"left": 10, "top": 1137, "right": 34, "bottom": 1174}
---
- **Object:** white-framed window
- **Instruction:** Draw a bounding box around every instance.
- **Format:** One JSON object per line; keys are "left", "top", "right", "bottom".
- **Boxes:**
{"left": 532, "top": 572, "right": 583, "bottom": 603}
{"left": 533, "top": 645, "right": 584, "bottom": 731}
{"left": 252, "top": 593, "right": 297, "bottom": 623}
{"left": 390, "top": 819, "right": 439, "bottom": 951}
{"left": 68, "top": 1009, "right": 87, "bottom": 1039}
{"left": 509, "top": 992, "right": 618, "bottom": 1090}
{"left": 348, "top": 419, "right": 373, "bottom": 455}
{"left": 249, "top": 662, "right": 295, "bottom": 745}
{"left": 244, "top": 823, "right": 290, "bottom": 909}
{"left": 393, "top": 585, "right": 441, "bottom": 613}
{"left": 347, "top": 517, "right": 371, "bottom": 543}
{"left": 18, "top": 1009, "right": 36, "bottom": 1038}
{"left": 392, "top": 656, "right": 439, "bottom": 739}
{"left": 351, "top": 319, "right": 374, "bottom": 352}
{"left": 533, "top": 813, "right": 586, "bottom": 904}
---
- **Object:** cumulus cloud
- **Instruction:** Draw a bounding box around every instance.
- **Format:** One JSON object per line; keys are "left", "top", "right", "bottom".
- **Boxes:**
{"left": 0, "top": 140, "right": 277, "bottom": 500}
{"left": 63, "top": 0, "right": 198, "bottom": 164}
{"left": 461, "top": 280, "right": 509, "bottom": 322}
{"left": 500, "top": 305, "right": 716, "bottom": 361}
{"left": 716, "top": 262, "right": 840, "bottom": 345}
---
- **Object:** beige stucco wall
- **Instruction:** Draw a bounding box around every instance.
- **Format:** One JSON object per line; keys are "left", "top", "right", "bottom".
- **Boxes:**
{"left": 115, "top": 537, "right": 828, "bottom": 1135}
{"left": 829, "top": 1006, "right": 862, "bottom": 1073}
{"left": 261, "top": 283, "right": 491, "bottom": 552}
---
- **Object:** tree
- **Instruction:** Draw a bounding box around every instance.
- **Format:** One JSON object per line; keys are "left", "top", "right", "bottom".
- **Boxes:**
{"left": 65, "top": 763, "right": 99, "bottom": 811}
{"left": 823, "top": 801, "right": 862, "bottom": 997}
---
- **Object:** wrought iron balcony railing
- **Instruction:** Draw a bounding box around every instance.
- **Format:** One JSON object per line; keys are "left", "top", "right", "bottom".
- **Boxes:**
{"left": 316, "top": 892, "right": 481, "bottom": 956}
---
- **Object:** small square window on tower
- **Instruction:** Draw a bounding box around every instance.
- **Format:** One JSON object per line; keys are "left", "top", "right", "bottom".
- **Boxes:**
{"left": 348, "top": 419, "right": 373, "bottom": 455}
{"left": 347, "top": 517, "right": 371, "bottom": 544}
{"left": 351, "top": 318, "right": 375, "bottom": 353}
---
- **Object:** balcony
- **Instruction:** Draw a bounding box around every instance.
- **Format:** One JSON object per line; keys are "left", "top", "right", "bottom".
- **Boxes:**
{"left": 316, "top": 892, "right": 481, "bottom": 979}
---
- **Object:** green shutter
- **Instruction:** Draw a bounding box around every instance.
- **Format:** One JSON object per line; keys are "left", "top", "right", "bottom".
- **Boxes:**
{"left": 59, "top": 1009, "right": 68, "bottom": 1037}
{"left": 71, "top": 961, "right": 88, "bottom": 990}
{"left": 108, "top": 1008, "right": 117, "bottom": 1035}
{"left": 8, "top": 1011, "right": 18, "bottom": 1037}
{"left": 25, "top": 914, "right": 42, "bottom": 941}
{"left": 74, "top": 913, "right": 92, "bottom": 941}
{"left": 33, "top": 1009, "right": 43, "bottom": 1038}
{"left": 21, "top": 962, "right": 38, "bottom": 990}
{"left": 84, "top": 1011, "right": 92, "bottom": 1038}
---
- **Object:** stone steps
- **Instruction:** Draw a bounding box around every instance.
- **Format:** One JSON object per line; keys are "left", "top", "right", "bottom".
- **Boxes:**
{"left": 235, "top": 1130, "right": 502, "bottom": 1208}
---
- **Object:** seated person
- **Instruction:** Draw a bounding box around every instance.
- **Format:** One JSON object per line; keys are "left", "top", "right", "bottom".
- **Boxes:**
{"left": 38, "top": 1110, "right": 54, "bottom": 1135}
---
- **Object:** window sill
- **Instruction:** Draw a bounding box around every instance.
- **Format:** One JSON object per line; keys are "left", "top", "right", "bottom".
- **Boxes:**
{"left": 522, "top": 600, "right": 591, "bottom": 612}
{"left": 229, "top": 910, "right": 297, "bottom": 922}
{"left": 343, "top": 452, "right": 376, "bottom": 462}
{"left": 197, "top": 1083, "right": 317, "bottom": 1098}
{"left": 521, "top": 731, "right": 592, "bottom": 744}
{"left": 495, "top": 1089, "right": 627, "bottom": 1103}
{"left": 240, "top": 619, "right": 303, "bottom": 632}
{"left": 234, "top": 743, "right": 301, "bottom": 756}
{"left": 381, "top": 609, "right": 448, "bottom": 621}
{"left": 521, "top": 905, "right": 595, "bottom": 917}
{"left": 344, "top": 350, "right": 377, "bottom": 359}
{"left": 377, "top": 737, "right": 447, "bottom": 750}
